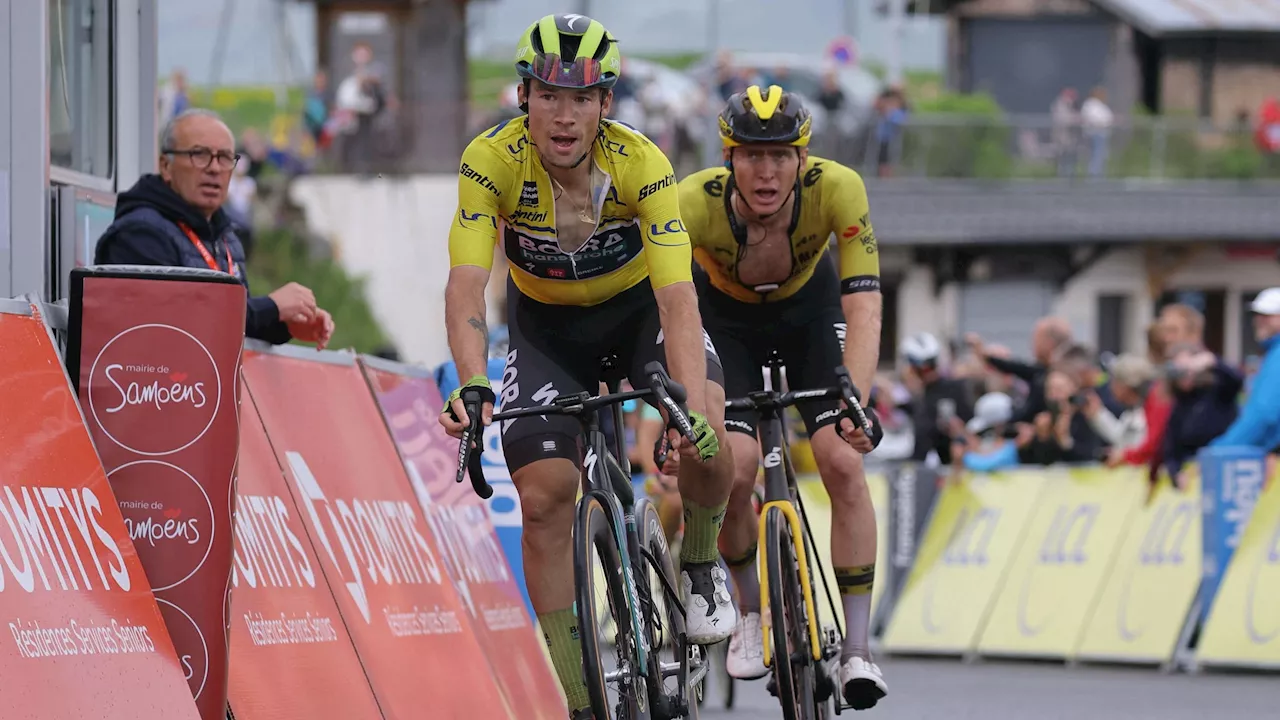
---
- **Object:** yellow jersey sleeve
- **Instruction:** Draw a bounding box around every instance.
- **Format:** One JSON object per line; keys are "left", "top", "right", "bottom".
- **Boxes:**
{"left": 823, "top": 162, "right": 881, "bottom": 294}
{"left": 448, "top": 137, "right": 506, "bottom": 271}
{"left": 626, "top": 149, "right": 693, "bottom": 290}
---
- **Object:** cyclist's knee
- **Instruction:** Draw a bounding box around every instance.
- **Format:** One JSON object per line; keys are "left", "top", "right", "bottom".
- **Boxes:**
{"left": 512, "top": 458, "right": 579, "bottom": 536}
{"left": 810, "top": 425, "right": 870, "bottom": 506}
{"left": 703, "top": 380, "right": 728, "bottom": 429}
{"left": 728, "top": 432, "right": 760, "bottom": 491}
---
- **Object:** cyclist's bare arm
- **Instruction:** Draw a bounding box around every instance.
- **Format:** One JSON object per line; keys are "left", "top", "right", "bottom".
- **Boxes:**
{"left": 444, "top": 141, "right": 503, "bottom": 432}
{"left": 830, "top": 163, "right": 882, "bottom": 403}
{"left": 654, "top": 283, "right": 708, "bottom": 415}
{"left": 634, "top": 156, "right": 708, "bottom": 417}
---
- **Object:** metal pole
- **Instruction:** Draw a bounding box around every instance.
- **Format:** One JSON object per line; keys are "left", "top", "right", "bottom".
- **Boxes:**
{"left": 577, "top": 0, "right": 590, "bottom": 16}
{"left": 844, "top": 0, "right": 858, "bottom": 44}
{"left": 887, "top": 0, "right": 904, "bottom": 85}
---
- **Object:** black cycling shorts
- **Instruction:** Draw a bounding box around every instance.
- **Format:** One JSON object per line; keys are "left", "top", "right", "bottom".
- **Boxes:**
{"left": 696, "top": 253, "right": 847, "bottom": 438}
{"left": 499, "top": 276, "right": 724, "bottom": 474}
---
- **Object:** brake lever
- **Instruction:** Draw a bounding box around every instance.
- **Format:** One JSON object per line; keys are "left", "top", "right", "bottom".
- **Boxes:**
{"left": 644, "top": 361, "right": 697, "bottom": 445}
{"left": 456, "top": 392, "right": 493, "bottom": 499}
{"left": 833, "top": 367, "right": 872, "bottom": 434}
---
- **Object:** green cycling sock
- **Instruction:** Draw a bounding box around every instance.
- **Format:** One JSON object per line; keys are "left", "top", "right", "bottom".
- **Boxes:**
{"left": 680, "top": 500, "right": 728, "bottom": 565}
{"left": 539, "top": 607, "right": 591, "bottom": 711}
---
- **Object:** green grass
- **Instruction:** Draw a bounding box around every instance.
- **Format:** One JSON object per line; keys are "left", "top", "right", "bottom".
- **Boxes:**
{"left": 245, "top": 227, "right": 390, "bottom": 354}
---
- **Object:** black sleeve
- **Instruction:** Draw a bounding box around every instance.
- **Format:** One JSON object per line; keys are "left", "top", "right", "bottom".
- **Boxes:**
{"left": 245, "top": 293, "right": 292, "bottom": 345}
{"left": 94, "top": 223, "right": 184, "bottom": 266}
{"left": 985, "top": 356, "right": 1041, "bottom": 382}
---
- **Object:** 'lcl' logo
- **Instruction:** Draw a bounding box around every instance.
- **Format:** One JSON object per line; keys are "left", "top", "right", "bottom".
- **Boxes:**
{"left": 1017, "top": 503, "right": 1100, "bottom": 637}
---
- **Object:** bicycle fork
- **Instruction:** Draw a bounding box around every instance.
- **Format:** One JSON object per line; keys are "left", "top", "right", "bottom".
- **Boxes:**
{"left": 759, "top": 500, "right": 824, "bottom": 668}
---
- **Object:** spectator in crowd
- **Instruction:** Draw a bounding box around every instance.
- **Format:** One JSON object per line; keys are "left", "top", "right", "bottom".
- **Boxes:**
{"left": 968, "top": 316, "right": 1073, "bottom": 425}
{"left": 157, "top": 68, "right": 189, "bottom": 129}
{"left": 714, "top": 50, "right": 748, "bottom": 101}
{"left": 1081, "top": 86, "right": 1113, "bottom": 178}
{"left": 94, "top": 109, "right": 334, "bottom": 348}
{"left": 817, "top": 69, "right": 848, "bottom": 159}
{"left": 1105, "top": 328, "right": 1174, "bottom": 484}
{"left": 1082, "top": 353, "right": 1155, "bottom": 452}
{"left": 1056, "top": 343, "right": 1126, "bottom": 417}
{"left": 1158, "top": 302, "right": 1204, "bottom": 350}
{"left": 1162, "top": 342, "right": 1242, "bottom": 485}
{"left": 335, "top": 42, "right": 388, "bottom": 174}
{"left": 1050, "top": 87, "right": 1079, "bottom": 177}
{"left": 303, "top": 69, "right": 334, "bottom": 153}
{"left": 1210, "top": 288, "right": 1280, "bottom": 452}
{"left": 949, "top": 391, "right": 1024, "bottom": 474}
{"left": 900, "top": 332, "right": 974, "bottom": 466}
{"left": 874, "top": 86, "right": 909, "bottom": 178}
{"left": 1020, "top": 367, "right": 1104, "bottom": 465}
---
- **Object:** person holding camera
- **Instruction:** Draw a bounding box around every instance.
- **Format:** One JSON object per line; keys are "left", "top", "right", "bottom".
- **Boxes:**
{"left": 1162, "top": 342, "right": 1243, "bottom": 487}
{"left": 1018, "top": 368, "right": 1104, "bottom": 465}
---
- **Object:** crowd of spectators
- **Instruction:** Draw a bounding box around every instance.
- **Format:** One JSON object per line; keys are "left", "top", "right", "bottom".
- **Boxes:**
{"left": 870, "top": 294, "right": 1280, "bottom": 489}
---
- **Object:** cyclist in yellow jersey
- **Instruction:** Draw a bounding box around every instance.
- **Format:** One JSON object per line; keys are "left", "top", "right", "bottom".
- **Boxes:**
{"left": 438, "top": 15, "right": 737, "bottom": 720}
{"left": 677, "top": 85, "right": 889, "bottom": 710}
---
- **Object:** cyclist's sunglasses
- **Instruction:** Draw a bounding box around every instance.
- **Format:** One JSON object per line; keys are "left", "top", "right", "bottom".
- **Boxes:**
{"left": 528, "top": 52, "right": 603, "bottom": 88}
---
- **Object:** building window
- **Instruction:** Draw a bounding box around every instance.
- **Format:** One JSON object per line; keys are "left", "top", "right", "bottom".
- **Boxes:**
{"left": 48, "top": 0, "right": 113, "bottom": 177}
{"left": 1096, "top": 294, "right": 1129, "bottom": 357}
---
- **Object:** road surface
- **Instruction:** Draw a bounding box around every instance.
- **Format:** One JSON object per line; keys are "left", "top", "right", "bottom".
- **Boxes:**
{"left": 697, "top": 656, "right": 1279, "bottom": 719}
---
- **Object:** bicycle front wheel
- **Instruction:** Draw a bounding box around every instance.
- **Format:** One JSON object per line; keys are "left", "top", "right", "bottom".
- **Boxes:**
{"left": 576, "top": 495, "right": 644, "bottom": 720}
{"left": 765, "top": 506, "right": 819, "bottom": 720}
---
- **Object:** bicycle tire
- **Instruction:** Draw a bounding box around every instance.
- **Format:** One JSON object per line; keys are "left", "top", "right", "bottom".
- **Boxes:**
{"left": 635, "top": 497, "right": 697, "bottom": 719}
{"left": 576, "top": 495, "right": 643, "bottom": 720}
{"left": 765, "top": 507, "right": 819, "bottom": 720}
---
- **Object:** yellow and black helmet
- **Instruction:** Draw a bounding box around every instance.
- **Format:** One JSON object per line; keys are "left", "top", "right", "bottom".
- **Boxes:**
{"left": 514, "top": 14, "right": 621, "bottom": 90}
{"left": 719, "top": 85, "right": 812, "bottom": 148}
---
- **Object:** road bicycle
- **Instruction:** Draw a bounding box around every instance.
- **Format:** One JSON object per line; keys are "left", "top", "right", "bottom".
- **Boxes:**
{"left": 457, "top": 358, "right": 708, "bottom": 719}
{"left": 723, "top": 351, "right": 870, "bottom": 719}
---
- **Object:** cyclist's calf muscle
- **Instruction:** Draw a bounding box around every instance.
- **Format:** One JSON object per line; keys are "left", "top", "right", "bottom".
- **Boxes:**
{"left": 717, "top": 431, "right": 764, "bottom": 562}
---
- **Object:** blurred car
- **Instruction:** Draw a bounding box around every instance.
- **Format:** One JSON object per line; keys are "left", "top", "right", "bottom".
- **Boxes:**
{"left": 687, "top": 52, "right": 883, "bottom": 138}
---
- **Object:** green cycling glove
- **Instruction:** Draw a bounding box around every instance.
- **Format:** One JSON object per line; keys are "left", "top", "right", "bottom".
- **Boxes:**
{"left": 442, "top": 375, "right": 496, "bottom": 422}
{"left": 688, "top": 410, "right": 719, "bottom": 461}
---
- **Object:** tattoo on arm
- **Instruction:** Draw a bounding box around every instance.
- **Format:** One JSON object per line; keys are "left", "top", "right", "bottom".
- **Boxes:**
{"left": 468, "top": 316, "right": 488, "bottom": 347}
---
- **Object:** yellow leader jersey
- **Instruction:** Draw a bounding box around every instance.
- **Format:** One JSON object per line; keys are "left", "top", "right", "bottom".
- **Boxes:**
{"left": 678, "top": 156, "right": 881, "bottom": 304}
{"left": 449, "top": 118, "right": 693, "bottom": 307}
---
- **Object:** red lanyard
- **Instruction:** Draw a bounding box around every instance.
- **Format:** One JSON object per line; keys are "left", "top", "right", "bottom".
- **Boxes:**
{"left": 177, "top": 222, "right": 234, "bottom": 274}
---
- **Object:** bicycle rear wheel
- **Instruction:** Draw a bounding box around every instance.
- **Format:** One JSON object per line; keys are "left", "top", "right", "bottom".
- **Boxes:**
{"left": 765, "top": 506, "right": 819, "bottom": 720}
{"left": 577, "top": 495, "right": 644, "bottom": 719}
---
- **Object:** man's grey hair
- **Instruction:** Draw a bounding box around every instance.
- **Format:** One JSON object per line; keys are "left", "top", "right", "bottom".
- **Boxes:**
{"left": 159, "top": 108, "right": 231, "bottom": 153}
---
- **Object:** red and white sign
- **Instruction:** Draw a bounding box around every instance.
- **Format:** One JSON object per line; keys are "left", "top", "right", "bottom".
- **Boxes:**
{"left": 362, "top": 361, "right": 568, "bottom": 719}
{"left": 227, "top": 390, "right": 383, "bottom": 719}
{"left": 242, "top": 349, "right": 513, "bottom": 720}
{"left": 0, "top": 302, "right": 199, "bottom": 718}
{"left": 71, "top": 270, "right": 245, "bottom": 720}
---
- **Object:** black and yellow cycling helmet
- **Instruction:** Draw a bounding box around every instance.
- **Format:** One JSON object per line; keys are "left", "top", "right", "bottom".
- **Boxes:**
{"left": 719, "top": 85, "right": 812, "bottom": 148}
{"left": 514, "top": 14, "right": 621, "bottom": 90}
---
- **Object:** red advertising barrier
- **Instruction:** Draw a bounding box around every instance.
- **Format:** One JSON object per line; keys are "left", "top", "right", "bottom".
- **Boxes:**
{"left": 227, "top": 388, "right": 384, "bottom": 719}
{"left": 0, "top": 298, "right": 199, "bottom": 718}
{"left": 67, "top": 267, "right": 245, "bottom": 720}
{"left": 361, "top": 357, "right": 568, "bottom": 719}
{"left": 241, "top": 345, "right": 513, "bottom": 720}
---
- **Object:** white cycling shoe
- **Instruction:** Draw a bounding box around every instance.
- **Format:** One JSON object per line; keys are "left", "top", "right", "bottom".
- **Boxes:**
{"left": 725, "top": 611, "right": 769, "bottom": 680}
{"left": 840, "top": 655, "right": 888, "bottom": 710}
{"left": 681, "top": 561, "right": 736, "bottom": 645}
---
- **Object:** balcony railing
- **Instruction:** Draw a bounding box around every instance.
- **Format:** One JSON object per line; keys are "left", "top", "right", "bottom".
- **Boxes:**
{"left": 821, "top": 113, "right": 1280, "bottom": 182}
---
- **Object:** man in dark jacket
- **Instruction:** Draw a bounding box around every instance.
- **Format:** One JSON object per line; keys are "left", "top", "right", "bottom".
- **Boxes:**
{"left": 900, "top": 332, "right": 974, "bottom": 465}
{"left": 95, "top": 108, "right": 333, "bottom": 347}
{"left": 966, "top": 317, "right": 1074, "bottom": 424}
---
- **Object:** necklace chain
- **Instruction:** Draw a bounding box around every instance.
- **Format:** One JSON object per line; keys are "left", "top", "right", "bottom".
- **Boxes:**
{"left": 551, "top": 163, "right": 598, "bottom": 225}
